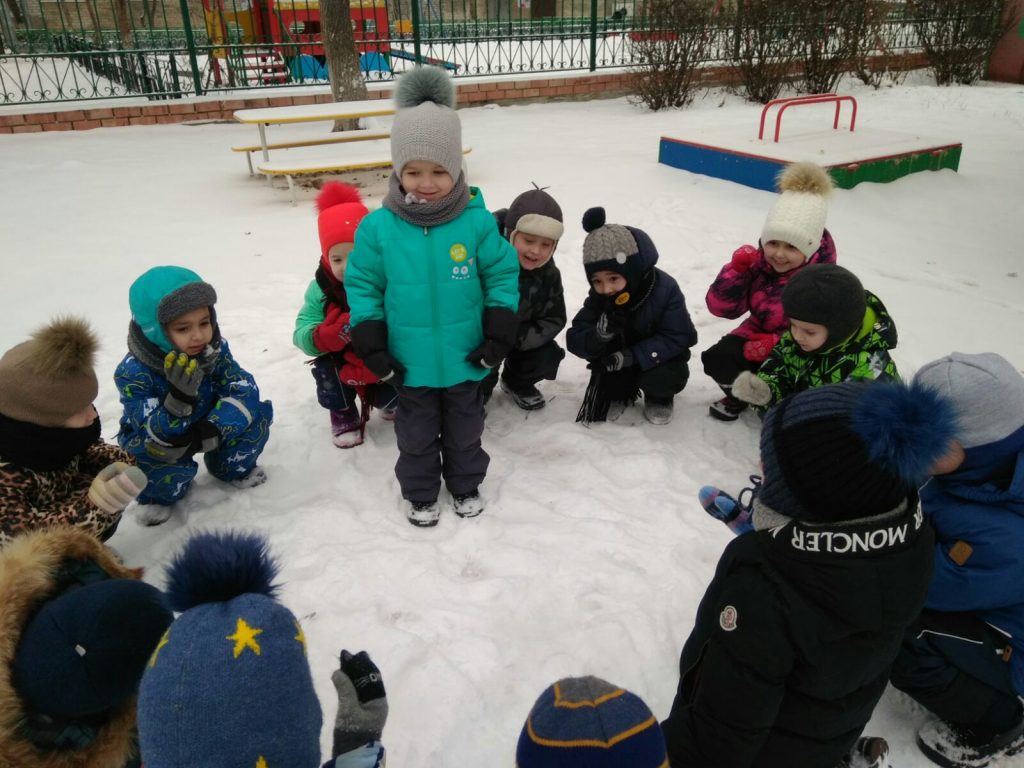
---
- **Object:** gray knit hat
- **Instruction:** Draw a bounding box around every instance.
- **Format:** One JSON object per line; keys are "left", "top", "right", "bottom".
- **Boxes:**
{"left": 782, "top": 264, "right": 866, "bottom": 349}
{"left": 390, "top": 66, "right": 462, "bottom": 179}
{"left": 914, "top": 352, "right": 1024, "bottom": 450}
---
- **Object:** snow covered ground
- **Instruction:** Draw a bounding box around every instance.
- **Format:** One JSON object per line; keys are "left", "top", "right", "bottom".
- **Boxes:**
{"left": 1, "top": 73, "right": 1023, "bottom": 766}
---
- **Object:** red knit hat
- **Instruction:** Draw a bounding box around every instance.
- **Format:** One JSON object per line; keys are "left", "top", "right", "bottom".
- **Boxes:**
{"left": 316, "top": 183, "right": 368, "bottom": 268}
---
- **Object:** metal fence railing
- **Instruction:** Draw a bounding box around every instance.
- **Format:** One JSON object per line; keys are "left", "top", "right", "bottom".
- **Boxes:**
{"left": 0, "top": 0, "right": 928, "bottom": 105}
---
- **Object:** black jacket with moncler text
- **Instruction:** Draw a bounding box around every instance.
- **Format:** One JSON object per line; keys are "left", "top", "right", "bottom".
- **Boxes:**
{"left": 662, "top": 500, "right": 934, "bottom": 768}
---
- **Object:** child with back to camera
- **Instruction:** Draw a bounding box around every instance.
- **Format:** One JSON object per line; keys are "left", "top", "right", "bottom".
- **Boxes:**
{"left": 293, "top": 182, "right": 398, "bottom": 449}
{"left": 345, "top": 66, "right": 520, "bottom": 527}
{"left": 566, "top": 207, "right": 697, "bottom": 425}
{"left": 115, "top": 266, "right": 273, "bottom": 525}
{"left": 481, "top": 184, "right": 567, "bottom": 411}
{"left": 702, "top": 162, "right": 837, "bottom": 422}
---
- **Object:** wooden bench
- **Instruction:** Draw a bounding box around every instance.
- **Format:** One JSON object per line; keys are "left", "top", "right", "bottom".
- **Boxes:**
{"left": 232, "top": 129, "right": 391, "bottom": 175}
{"left": 257, "top": 146, "right": 473, "bottom": 205}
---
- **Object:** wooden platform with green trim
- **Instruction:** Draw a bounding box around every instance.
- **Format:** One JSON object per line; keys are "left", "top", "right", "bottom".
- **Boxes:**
{"left": 658, "top": 94, "right": 961, "bottom": 191}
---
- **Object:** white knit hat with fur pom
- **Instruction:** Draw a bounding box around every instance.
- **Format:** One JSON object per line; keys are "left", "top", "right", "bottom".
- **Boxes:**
{"left": 761, "top": 162, "right": 834, "bottom": 260}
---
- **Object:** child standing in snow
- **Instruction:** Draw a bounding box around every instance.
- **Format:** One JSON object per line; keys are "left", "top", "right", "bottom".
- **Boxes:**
{"left": 137, "top": 530, "right": 388, "bottom": 768}
{"left": 480, "top": 184, "right": 567, "bottom": 411}
{"left": 115, "top": 266, "right": 272, "bottom": 524}
{"left": 663, "top": 379, "right": 956, "bottom": 768}
{"left": 293, "top": 183, "right": 398, "bottom": 448}
{"left": 730, "top": 263, "right": 899, "bottom": 411}
{"left": 0, "top": 317, "right": 147, "bottom": 545}
{"left": 346, "top": 66, "right": 520, "bottom": 527}
{"left": 566, "top": 207, "right": 697, "bottom": 425}
{"left": 702, "top": 161, "right": 837, "bottom": 422}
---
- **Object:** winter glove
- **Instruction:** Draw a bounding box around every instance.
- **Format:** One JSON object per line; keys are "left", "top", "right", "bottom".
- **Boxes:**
{"left": 144, "top": 430, "right": 195, "bottom": 463}
{"left": 595, "top": 313, "right": 616, "bottom": 342}
{"left": 351, "top": 320, "right": 405, "bottom": 387}
{"left": 466, "top": 306, "right": 519, "bottom": 369}
{"left": 162, "top": 351, "right": 204, "bottom": 417}
{"left": 314, "top": 306, "right": 353, "bottom": 354}
{"left": 602, "top": 349, "right": 635, "bottom": 372}
{"left": 331, "top": 650, "right": 388, "bottom": 758}
{"left": 190, "top": 420, "right": 221, "bottom": 454}
{"left": 742, "top": 333, "right": 776, "bottom": 362}
{"left": 88, "top": 462, "right": 148, "bottom": 514}
{"left": 729, "top": 244, "right": 760, "bottom": 273}
{"left": 731, "top": 370, "right": 772, "bottom": 407}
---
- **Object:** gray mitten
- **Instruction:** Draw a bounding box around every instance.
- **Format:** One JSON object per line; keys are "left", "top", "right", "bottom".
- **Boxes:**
{"left": 331, "top": 650, "right": 388, "bottom": 758}
{"left": 595, "top": 313, "right": 615, "bottom": 342}
{"left": 162, "top": 351, "right": 205, "bottom": 417}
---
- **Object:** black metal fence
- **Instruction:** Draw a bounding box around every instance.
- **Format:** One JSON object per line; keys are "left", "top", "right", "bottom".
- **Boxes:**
{"left": 0, "top": 0, "right": 924, "bottom": 105}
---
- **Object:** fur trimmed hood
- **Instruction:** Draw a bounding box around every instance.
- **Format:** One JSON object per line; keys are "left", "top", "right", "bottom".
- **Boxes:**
{"left": 0, "top": 527, "right": 142, "bottom": 768}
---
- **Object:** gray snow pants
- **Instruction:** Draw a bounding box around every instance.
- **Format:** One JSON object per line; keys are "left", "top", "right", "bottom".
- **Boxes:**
{"left": 394, "top": 380, "right": 489, "bottom": 503}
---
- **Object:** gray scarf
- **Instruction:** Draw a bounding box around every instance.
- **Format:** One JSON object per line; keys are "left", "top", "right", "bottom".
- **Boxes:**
{"left": 382, "top": 171, "right": 470, "bottom": 228}
{"left": 127, "top": 321, "right": 220, "bottom": 374}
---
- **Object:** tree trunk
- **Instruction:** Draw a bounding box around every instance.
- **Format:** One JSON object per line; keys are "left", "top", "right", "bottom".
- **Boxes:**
{"left": 85, "top": 0, "right": 104, "bottom": 47}
{"left": 321, "top": 0, "right": 368, "bottom": 131}
{"left": 4, "top": 0, "right": 25, "bottom": 24}
{"left": 116, "top": 0, "right": 133, "bottom": 48}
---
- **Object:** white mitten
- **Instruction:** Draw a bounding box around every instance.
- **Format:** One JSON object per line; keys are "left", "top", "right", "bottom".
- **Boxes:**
{"left": 732, "top": 371, "right": 772, "bottom": 407}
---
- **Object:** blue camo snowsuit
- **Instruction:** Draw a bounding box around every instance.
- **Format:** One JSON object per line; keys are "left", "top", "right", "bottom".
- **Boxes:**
{"left": 115, "top": 338, "right": 272, "bottom": 505}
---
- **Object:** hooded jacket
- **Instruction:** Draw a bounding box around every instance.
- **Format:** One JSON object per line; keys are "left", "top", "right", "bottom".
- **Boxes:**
{"left": 0, "top": 527, "right": 141, "bottom": 768}
{"left": 662, "top": 501, "right": 934, "bottom": 768}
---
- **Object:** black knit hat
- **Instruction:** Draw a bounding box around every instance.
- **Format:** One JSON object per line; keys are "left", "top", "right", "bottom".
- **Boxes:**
{"left": 782, "top": 264, "right": 866, "bottom": 349}
{"left": 758, "top": 380, "right": 957, "bottom": 523}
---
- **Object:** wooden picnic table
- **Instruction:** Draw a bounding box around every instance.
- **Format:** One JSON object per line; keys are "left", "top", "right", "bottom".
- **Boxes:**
{"left": 233, "top": 98, "right": 397, "bottom": 164}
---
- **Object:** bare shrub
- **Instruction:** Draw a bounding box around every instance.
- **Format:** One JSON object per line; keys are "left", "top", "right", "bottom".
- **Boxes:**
{"left": 726, "top": 0, "right": 805, "bottom": 104}
{"left": 630, "top": 0, "right": 714, "bottom": 110}
{"left": 851, "top": 0, "right": 911, "bottom": 89}
{"left": 908, "top": 0, "right": 1011, "bottom": 85}
{"left": 792, "top": 0, "right": 869, "bottom": 94}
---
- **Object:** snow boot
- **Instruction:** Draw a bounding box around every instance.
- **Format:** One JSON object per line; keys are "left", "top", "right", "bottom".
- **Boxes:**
{"left": 643, "top": 396, "right": 673, "bottom": 425}
{"left": 837, "top": 736, "right": 890, "bottom": 768}
{"left": 330, "top": 406, "right": 364, "bottom": 448}
{"left": 709, "top": 394, "right": 748, "bottom": 422}
{"left": 698, "top": 475, "right": 761, "bottom": 535}
{"left": 917, "top": 714, "right": 1024, "bottom": 768}
{"left": 605, "top": 400, "right": 628, "bottom": 422}
{"left": 452, "top": 490, "right": 484, "bottom": 518}
{"left": 406, "top": 499, "right": 441, "bottom": 527}
{"left": 500, "top": 379, "right": 546, "bottom": 411}
{"left": 230, "top": 466, "right": 268, "bottom": 489}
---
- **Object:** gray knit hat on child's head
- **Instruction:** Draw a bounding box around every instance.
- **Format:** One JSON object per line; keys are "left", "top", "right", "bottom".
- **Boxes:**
{"left": 914, "top": 352, "right": 1024, "bottom": 450}
{"left": 391, "top": 66, "right": 462, "bottom": 179}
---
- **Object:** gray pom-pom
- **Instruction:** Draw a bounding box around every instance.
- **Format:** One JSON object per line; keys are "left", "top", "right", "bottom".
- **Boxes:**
{"left": 395, "top": 66, "right": 456, "bottom": 110}
{"left": 582, "top": 207, "right": 606, "bottom": 233}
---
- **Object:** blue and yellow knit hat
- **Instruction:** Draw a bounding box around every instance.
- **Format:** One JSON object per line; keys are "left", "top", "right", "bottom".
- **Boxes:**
{"left": 516, "top": 676, "right": 668, "bottom": 768}
{"left": 137, "top": 531, "right": 322, "bottom": 768}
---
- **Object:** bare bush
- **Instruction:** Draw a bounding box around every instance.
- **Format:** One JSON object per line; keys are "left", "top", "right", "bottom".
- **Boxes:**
{"left": 726, "top": 0, "right": 805, "bottom": 104}
{"left": 630, "top": 0, "right": 714, "bottom": 110}
{"left": 908, "top": 0, "right": 1010, "bottom": 85}
{"left": 792, "top": 0, "right": 869, "bottom": 94}
{"left": 851, "top": 0, "right": 911, "bottom": 89}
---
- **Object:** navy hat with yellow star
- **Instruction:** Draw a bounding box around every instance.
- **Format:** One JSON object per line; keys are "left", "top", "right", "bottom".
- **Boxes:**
{"left": 137, "top": 531, "right": 322, "bottom": 768}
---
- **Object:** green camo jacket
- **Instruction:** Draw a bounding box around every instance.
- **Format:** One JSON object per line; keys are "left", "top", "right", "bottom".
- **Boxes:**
{"left": 756, "top": 290, "right": 899, "bottom": 409}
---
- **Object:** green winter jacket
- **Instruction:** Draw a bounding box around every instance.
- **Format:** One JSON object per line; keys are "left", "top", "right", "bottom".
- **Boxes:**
{"left": 756, "top": 290, "right": 899, "bottom": 408}
{"left": 345, "top": 188, "right": 520, "bottom": 388}
{"left": 293, "top": 279, "right": 329, "bottom": 357}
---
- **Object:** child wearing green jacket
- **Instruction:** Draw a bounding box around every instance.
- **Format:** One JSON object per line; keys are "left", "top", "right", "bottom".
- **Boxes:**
{"left": 346, "top": 67, "right": 520, "bottom": 528}
{"left": 731, "top": 263, "right": 899, "bottom": 411}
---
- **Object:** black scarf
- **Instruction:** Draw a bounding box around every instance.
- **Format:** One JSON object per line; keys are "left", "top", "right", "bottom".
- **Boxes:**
{"left": 315, "top": 264, "right": 349, "bottom": 310}
{"left": 0, "top": 412, "right": 102, "bottom": 472}
{"left": 127, "top": 320, "right": 221, "bottom": 374}
{"left": 382, "top": 171, "right": 470, "bottom": 228}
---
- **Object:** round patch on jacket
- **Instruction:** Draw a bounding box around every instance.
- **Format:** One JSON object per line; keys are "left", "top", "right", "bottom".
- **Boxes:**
{"left": 450, "top": 244, "right": 468, "bottom": 263}
{"left": 615, "top": 291, "right": 630, "bottom": 306}
{"left": 719, "top": 605, "right": 738, "bottom": 632}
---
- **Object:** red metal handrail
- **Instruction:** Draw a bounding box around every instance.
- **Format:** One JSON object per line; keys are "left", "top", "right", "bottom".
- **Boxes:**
{"left": 758, "top": 93, "right": 857, "bottom": 143}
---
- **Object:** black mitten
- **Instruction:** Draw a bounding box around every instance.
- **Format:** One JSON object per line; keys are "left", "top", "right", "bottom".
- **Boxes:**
{"left": 466, "top": 306, "right": 519, "bottom": 368}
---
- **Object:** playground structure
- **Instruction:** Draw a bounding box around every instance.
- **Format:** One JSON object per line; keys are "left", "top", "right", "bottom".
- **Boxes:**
{"left": 658, "top": 94, "right": 962, "bottom": 191}
{"left": 201, "top": 0, "right": 392, "bottom": 86}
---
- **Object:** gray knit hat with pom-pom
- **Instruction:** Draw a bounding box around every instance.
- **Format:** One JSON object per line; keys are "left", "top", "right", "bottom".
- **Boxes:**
{"left": 390, "top": 66, "right": 462, "bottom": 179}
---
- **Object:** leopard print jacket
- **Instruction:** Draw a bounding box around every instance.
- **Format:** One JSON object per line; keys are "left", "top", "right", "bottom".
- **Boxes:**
{"left": 0, "top": 441, "right": 134, "bottom": 547}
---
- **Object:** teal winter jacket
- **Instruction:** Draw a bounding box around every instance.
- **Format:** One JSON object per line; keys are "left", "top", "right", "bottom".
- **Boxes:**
{"left": 345, "top": 188, "right": 520, "bottom": 388}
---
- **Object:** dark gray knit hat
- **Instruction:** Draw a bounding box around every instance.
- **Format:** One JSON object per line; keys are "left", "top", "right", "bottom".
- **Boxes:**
{"left": 782, "top": 264, "right": 866, "bottom": 349}
{"left": 391, "top": 66, "right": 462, "bottom": 179}
{"left": 580, "top": 207, "right": 659, "bottom": 290}
{"left": 504, "top": 186, "right": 564, "bottom": 242}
